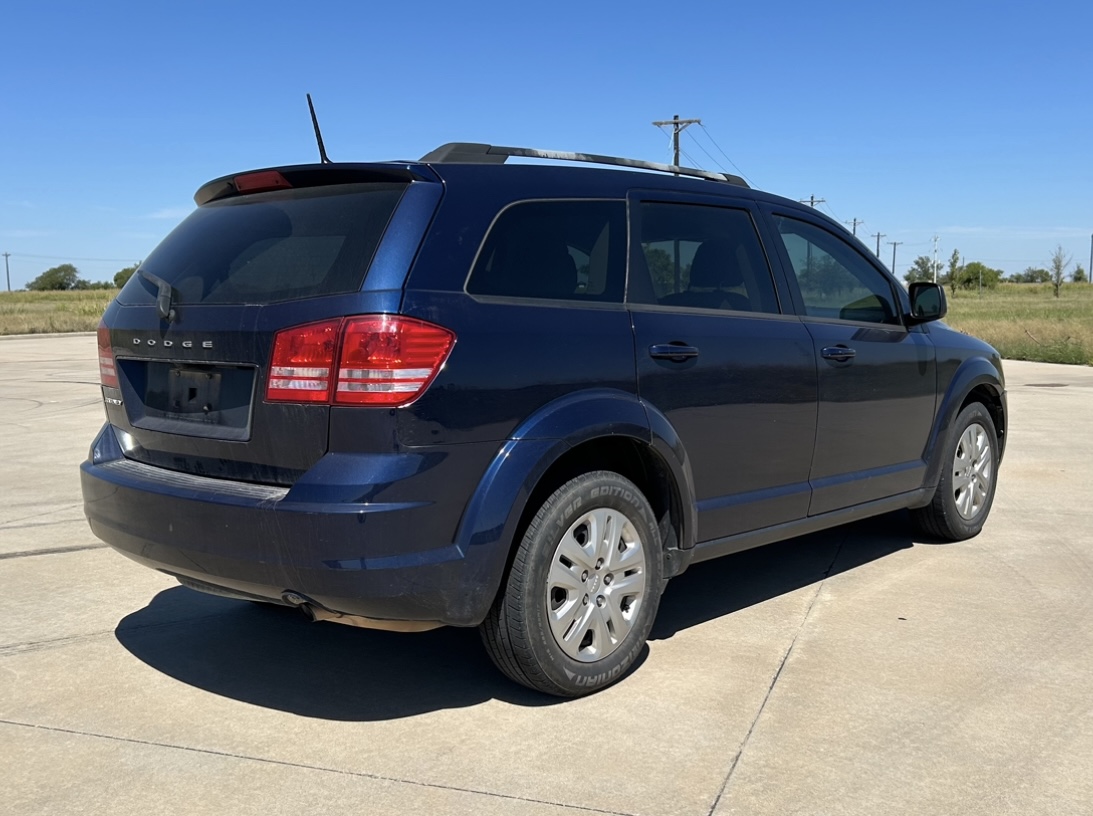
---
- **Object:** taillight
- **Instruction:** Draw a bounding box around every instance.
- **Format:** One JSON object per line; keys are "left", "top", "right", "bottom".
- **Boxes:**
{"left": 335, "top": 316, "right": 455, "bottom": 407}
{"left": 234, "top": 170, "right": 293, "bottom": 194}
{"left": 265, "top": 316, "right": 455, "bottom": 407}
{"left": 97, "top": 322, "right": 118, "bottom": 388}
{"left": 266, "top": 319, "right": 340, "bottom": 402}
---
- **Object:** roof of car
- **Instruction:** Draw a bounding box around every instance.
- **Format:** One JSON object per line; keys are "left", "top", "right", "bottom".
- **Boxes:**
{"left": 193, "top": 144, "right": 857, "bottom": 242}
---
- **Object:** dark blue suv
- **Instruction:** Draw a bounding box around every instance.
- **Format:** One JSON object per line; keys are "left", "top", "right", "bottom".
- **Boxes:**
{"left": 82, "top": 143, "right": 1007, "bottom": 696}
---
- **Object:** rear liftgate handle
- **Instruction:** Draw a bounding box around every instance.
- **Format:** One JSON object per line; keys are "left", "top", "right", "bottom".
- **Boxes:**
{"left": 820, "top": 345, "right": 856, "bottom": 362}
{"left": 649, "top": 342, "right": 700, "bottom": 362}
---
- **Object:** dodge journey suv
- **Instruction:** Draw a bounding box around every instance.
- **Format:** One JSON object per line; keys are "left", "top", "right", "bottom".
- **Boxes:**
{"left": 82, "top": 143, "right": 1007, "bottom": 696}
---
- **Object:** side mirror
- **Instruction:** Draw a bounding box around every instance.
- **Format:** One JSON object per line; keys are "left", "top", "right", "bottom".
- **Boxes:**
{"left": 907, "top": 282, "right": 947, "bottom": 323}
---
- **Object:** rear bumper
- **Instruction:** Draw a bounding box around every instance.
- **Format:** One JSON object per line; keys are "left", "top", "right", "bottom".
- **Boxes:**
{"left": 81, "top": 424, "right": 499, "bottom": 626}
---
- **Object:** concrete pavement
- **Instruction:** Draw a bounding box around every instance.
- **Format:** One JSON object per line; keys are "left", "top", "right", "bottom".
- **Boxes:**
{"left": 2, "top": 334, "right": 1091, "bottom": 815}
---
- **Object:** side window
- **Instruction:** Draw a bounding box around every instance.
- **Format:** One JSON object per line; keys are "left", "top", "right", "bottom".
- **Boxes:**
{"left": 774, "top": 216, "right": 901, "bottom": 325}
{"left": 467, "top": 200, "right": 625, "bottom": 302}
{"left": 631, "top": 202, "right": 780, "bottom": 314}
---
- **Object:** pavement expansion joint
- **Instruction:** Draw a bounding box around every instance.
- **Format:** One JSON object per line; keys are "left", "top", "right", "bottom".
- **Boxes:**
{"left": 704, "top": 533, "right": 848, "bottom": 816}
{"left": 0, "top": 610, "right": 236, "bottom": 656}
{"left": 0, "top": 629, "right": 117, "bottom": 657}
{"left": 0, "top": 719, "right": 640, "bottom": 816}
{"left": 0, "top": 543, "right": 107, "bottom": 558}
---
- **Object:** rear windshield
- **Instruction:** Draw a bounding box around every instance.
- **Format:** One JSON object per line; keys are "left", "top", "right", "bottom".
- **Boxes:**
{"left": 118, "top": 183, "right": 406, "bottom": 306}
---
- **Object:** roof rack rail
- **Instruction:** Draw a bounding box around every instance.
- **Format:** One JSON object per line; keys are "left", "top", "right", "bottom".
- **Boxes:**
{"left": 419, "top": 143, "right": 748, "bottom": 187}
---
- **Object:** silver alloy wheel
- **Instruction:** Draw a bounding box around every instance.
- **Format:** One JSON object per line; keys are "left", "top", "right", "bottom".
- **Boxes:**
{"left": 545, "top": 506, "right": 648, "bottom": 662}
{"left": 952, "top": 422, "right": 993, "bottom": 520}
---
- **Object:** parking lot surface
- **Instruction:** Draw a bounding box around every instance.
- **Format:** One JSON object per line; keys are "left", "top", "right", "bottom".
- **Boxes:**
{"left": 2, "top": 333, "right": 1091, "bottom": 815}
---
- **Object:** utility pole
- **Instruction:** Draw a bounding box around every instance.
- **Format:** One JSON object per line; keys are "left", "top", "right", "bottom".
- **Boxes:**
{"left": 932, "top": 235, "right": 940, "bottom": 283}
{"left": 799, "top": 195, "right": 826, "bottom": 208}
{"left": 2, "top": 252, "right": 9, "bottom": 292}
{"left": 1089, "top": 233, "right": 1092, "bottom": 284}
{"left": 888, "top": 241, "right": 903, "bottom": 275}
{"left": 871, "top": 232, "right": 886, "bottom": 258}
{"left": 845, "top": 218, "right": 864, "bottom": 236}
{"left": 652, "top": 115, "right": 701, "bottom": 167}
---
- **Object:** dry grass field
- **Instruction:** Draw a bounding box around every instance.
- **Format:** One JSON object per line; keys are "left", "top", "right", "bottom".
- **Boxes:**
{"left": 943, "top": 283, "right": 1093, "bottom": 366}
{"left": 0, "top": 290, "right": 116, "bottom": 335}
{"left": 1, "top": 283, "right": 1090, "bottom": 365}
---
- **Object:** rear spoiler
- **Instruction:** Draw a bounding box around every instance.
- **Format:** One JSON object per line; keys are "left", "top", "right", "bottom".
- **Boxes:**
{"left": 194, "top": 163, "right": 439, "bottom": 205}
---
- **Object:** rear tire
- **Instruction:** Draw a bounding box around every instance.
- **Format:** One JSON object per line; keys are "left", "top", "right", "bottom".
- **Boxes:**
{"left": 912, "top": 402, "right": 999, "bottom": 541}
{"left": 480, "top": 471, "right": 663, "bottom": 697}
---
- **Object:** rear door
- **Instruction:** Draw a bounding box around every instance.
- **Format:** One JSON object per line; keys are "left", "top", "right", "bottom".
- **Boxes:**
{"left": 627, "top": 193, "right": 817, "bottom": 542}
{"left": 100, "top": 170, "right": 427, "bottom": 485}
{"left": 764, "top": 209, "right": 937, "bottom": 515}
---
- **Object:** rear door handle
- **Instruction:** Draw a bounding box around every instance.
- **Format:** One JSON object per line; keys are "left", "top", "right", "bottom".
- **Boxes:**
{"left": 820, "top": 345, "right": 856, "bottom": 361}
{"left": 649, "top": 343, "right": 700, "bottom": 362}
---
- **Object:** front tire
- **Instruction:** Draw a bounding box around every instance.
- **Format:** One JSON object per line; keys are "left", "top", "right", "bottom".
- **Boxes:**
{"left": 480, "top": 471, "right": 664, "bottom": 697}
{"left": 912, "top": 402, "right": 999, "bottom": 541}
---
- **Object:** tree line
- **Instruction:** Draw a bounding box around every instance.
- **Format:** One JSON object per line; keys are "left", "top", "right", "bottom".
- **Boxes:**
{"left": 23, "top": 263, "right": 138, "bottom": 291}
{"left": 904, "top": 245, "right": 1087, "bottom": 297}
{"left": 22, "top": 247, "right": 1091, "bottom": 301}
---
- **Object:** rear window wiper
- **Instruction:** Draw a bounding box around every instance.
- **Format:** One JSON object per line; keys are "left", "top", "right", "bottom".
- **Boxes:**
{"left": 137, "top": 268, "right": 177, "bottom": 323}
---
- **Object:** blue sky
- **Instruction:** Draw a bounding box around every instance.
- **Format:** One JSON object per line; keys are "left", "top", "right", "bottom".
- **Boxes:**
{"left": 2, "top": 0, "right": 1091, "bottom": 289}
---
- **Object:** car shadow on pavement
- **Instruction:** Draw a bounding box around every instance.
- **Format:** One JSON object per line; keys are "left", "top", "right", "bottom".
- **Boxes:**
{"left": 114, "top": 511, "right": 913, "bottom": 720}
{"left": 115, "top": 590, "right": 561, "bottom": 719}
{"left": 651, "top": 510, "right": 914, "bottom": 639}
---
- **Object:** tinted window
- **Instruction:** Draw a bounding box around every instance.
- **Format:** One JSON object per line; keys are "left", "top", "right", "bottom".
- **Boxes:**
{"left": 774, "top": 216, "right": 901, "bottom": 325}
{"left": 631, "top": 202, "right": 780, "bottom": 314}
{"left": 118, "top": 183, "right": 405, "bottom": 306}
{"left": 467, "top": 200, "right": 626, "bottom": 302}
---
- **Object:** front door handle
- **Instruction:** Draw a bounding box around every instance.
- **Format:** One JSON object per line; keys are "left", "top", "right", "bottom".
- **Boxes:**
{"left": 649, "top": 343, "right": 700, "bottom": 362}
{"left": 821, "top": 345, "right": 856, "bottom": 361}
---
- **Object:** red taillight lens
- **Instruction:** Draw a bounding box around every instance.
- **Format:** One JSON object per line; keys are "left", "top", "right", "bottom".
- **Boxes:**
{"left": 335, "top": 316, "right": 455, "bottom": 407}
{"left": 97, "top": 322, "right": 118, "bottom": 388}
{"left": 266, "top": 319, "right": 341, "bottom": 402}
{"left": 266, "top": 316, "right": 455, "bottom": 407}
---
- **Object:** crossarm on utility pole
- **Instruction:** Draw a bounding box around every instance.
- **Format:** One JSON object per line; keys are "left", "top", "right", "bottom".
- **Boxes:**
{"left": 652, "top": 115, "right": 702, "bottom": 167}
{"left": 871, "top": 233, "right": 886, "bottom": 258}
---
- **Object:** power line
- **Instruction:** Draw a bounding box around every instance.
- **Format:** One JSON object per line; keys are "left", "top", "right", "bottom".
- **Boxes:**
{"left": 8, "top": 252, "right": 139, "bottom": 263}
{"left": 682, "top": 129, "right": 729, "bottom": 174}
{"left": 818, "top": 200, "right": 842, "bottom": 224}
{"left": 678, "top": 146, "right": 703, "bottom": 171}
{"left": 697, "top": 123, "right": 754, "bottom": 186}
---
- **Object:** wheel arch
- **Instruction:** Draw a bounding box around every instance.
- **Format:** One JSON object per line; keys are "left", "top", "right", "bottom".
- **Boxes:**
{"left": 451, "top": 389, "right": 696, "bottom": 625}
{"left": 913, "top": 356, "right": 1007, "bottom": 508}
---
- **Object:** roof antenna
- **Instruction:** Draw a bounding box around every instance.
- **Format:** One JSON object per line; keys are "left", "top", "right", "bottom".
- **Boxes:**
{"left": 306, "top": 93, "right": 331, "bottom": 164}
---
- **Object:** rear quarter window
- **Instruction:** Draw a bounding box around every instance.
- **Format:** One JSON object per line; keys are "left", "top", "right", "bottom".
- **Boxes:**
{"left": 118, "top": 183, "right": 405, "bottom": 306}
{"left": 466, "top": 200, "right": 626, "bottom": 302}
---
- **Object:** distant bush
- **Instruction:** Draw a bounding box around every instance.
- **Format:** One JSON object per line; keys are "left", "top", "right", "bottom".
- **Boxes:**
{"left": 26, "top": 263, "right": 115, "bottom": 291}
{"left": 114, "top": 265, "right": 138, "bottom": 288}
{"left": 26, "top": 263, "right": 80, "bottom": 291}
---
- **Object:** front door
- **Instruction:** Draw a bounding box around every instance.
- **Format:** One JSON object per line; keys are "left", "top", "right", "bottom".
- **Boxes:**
{"left": 767, "top": 212, "right": 937, "bottom": 516}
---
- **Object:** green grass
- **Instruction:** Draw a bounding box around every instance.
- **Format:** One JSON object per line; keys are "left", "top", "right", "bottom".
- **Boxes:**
{"left": 0, "top": 290, "right": 116, "bottom": 335}
{"left": 943, "top": 283, "right": 1093, "bottom": 366}
{"left": 2, "top": 283, "right": 1091, "bottom": 366}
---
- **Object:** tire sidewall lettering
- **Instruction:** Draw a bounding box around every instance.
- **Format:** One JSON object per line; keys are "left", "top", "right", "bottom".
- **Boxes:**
{"left": 526, "top": 472, "right": 663, "bottom": 694}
